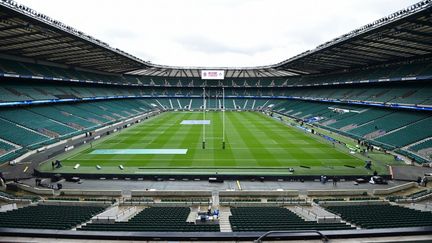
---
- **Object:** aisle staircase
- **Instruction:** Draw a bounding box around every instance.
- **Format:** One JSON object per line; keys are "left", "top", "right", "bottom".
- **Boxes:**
{"left": 218, "top": 206, "right": 232, "bottom": 232}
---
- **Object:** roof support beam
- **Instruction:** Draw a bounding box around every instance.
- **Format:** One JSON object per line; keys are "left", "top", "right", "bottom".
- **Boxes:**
{"left": 316, "top": 52, "right": 369, "bottom": 65}
{"left": 173, "top": 69, "right": 181, "bottom": 77}
{"left": 182, "top": 69, "right": 188, "bottom": 78}
{"left": 382, "top": 34, "right": 432, "bottom": 47}
{"left": 0, "top": 23, "right": 30, "bottom": 32}
{"left": 0, "top": 37, "right": 71, "bottom": 50}
{"left": 83, "top": 62, "right": 122, "bottom": 69}
{"left": 408, "top": 19, "right": 432, "bottom": 28}
{"left": 349, "top": 42, "right": 413, "bottom": 56}
{"left": 0, "top": 14, "right": 12, "bottom": 21}
{"left": 66, "top": 57, "right": 117, "bottom": 66}
{"left": 331, "top": 48, "right": 389, "bottom": 62}
{"left": 47, "top": 52, "right": 107, "bottom": 62}
{"left": 18, "top": 42, "right": 87, "bottom": 54}
{"left": 0, "top": 31, "right": 41, "bottom": 42}
{"left": 62, "top": 53, "right": 117, "bottom": 63}
{"left": 298, "top": 59, "right": 350, "bottom": 69}
{"left": 279, "top": 70, "right": 300, "bottom": 76}
{"left": 152, "top": 69, "right": 167, "bottom": 76}
{"left": 145, "top": 68, "right": 163, "bottom": 76}
{"left": 186, "top": 69, "right": 193, "bottom": 78}
{"left": 75, "top": 59, "right": 119, "bottom": 66}
{"left": 396, "top": 28, "right": 432, "bottom": 38}
{"left": 289, "top": 63, "right": 332, "bottom": 73}
{"left": 310, "top": 57, "right": 364, "bottom": 67}
{"left": 26, "top": 48, "right": 92, "bottom": 58}
{"left": 131, "top": 69, "right": 152, "bottom": 76}
{"left": 363, "top": 38, "right": 430, "bottom": 52}
{"left": 113, "top": 66, "right": 143, "bottom": 74}
{"left": 278, "top": 68, "right": 309, "bottom": 75}
{"left": 236, "top": 70, "right": 244, "bottom": 78}
{"left": 165, "top": 69, "right": 173, "bottom": 77}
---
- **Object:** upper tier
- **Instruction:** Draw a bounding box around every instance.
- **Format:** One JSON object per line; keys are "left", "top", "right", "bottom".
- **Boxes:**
{"left": 1, "top": 58, "right": 432, "bottom": 88}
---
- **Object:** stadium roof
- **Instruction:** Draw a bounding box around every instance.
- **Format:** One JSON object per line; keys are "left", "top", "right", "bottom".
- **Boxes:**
{"left": 0, "top": 0, "right": 431, "bottom": 77}
{"left": 273, "top": 0, "right": 432, "bottom": 74}
{"left": 0, "top": 0, "right": 152, "bottom": 73}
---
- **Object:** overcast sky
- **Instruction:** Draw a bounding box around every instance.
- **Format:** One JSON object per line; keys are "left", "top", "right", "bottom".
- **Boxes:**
{"left": 17, "top": 0, "right": 420, "bottom": 67}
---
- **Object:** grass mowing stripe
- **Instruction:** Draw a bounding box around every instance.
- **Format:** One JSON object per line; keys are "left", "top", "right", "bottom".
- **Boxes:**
{"left": 229, "top": 112, "right": 281, "bottom": 167}
{"left": 171, "top": 112, "right": 202, "bottom": 167}
{"left": 210, "top": 112, "right": 236, "bottom": 167}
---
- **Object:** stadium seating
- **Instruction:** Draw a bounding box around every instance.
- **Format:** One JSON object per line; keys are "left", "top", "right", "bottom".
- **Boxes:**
{"left": 1, "top": 58, "right": 432, "bottom": 109}
{"left": 283, "top": 83, "right": 432, "bottom": 106}
{"left": 375, "top": 117, "right": 432, "bottom": 148}
{"left": 55, "top": 104, "right": 112, "bottom": 124}
{"left": 325, "top": 204, "right": 432, "bottom": 229}
{"left": 0, "top": 98, "right": 156, "bottom": 163}
{"left": 396, "top": 149, "right": 430, "bottom": 164}
{"left": 327, "top": 109, "right": 392, "bottom": 130}
{"left": 0, "top": 81, "right": 156, "bottom": 103}
{"left": 1, "top": 79, "right": 432, "bottom": 109}
{"left": 272, "top": 99, "right": 432, "bottom": 153}
{"left": 80, "top": 207, "right": 220, "bottom": 232}
{"left": 155, "top": 98, "right": 173, "bottom": 109}
{"left": 348, "top": 111, "right": 429, "bottom": 138}
{"left": 0, "top": 140, "right": 15, "bottom": 155}
{"left": 0, "top": 118, "right": 50, "bottom": 146}
{"left": 409, "top": 139, "right": 432, "bottom": 153}
{"left": 0, "top": 86, "right": 33, "bottom": 101}
{"left": 0, "top": 205, "right": 105, "bottom": 230}
{"left": 0, "top": 108, "right": 78, "bottom": 137}
{"left": 229, "top": 207, "right": 353, "bottom": 232}
{"left": 29, "top": 106, "right": 99, "bottom": 130}
{"left": 405, "top": 138, "right": 432, "bottom": 162}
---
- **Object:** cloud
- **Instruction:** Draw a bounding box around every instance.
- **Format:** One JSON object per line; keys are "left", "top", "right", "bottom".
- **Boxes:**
{"left": 176, "top": 35, "right": 274, "bottom": 55}
{"left": 15, "top": 0, "right": 421, "bottom": 67}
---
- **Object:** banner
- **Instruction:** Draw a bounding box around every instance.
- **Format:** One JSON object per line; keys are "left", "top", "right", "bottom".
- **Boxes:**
{"left": 201, "top": 70, "right": 224, "bottom": 80}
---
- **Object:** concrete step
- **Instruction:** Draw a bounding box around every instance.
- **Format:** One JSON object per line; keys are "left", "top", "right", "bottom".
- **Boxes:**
{"left": 218, "top": 206, "right": 232, "bottom": 232}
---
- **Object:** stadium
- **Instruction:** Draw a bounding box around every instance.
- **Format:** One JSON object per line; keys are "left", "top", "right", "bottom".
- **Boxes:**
{"left": 0, "top": 0, "right": 431, "bottom": 242}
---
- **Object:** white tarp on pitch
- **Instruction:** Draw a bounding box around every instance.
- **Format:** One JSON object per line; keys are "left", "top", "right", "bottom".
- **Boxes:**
{"left": 181, "top": 120, "right": 211, "bottom": 125}
{"left": 90, "top": 149, "right": 188, "bottom": 155}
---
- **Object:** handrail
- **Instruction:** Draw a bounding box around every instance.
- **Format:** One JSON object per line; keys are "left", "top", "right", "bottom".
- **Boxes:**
{"left": 254, "top": 230, "right": 329, "bottom": 243}
{"left": 295, "top": 205, "right": 318, "bottom": 219}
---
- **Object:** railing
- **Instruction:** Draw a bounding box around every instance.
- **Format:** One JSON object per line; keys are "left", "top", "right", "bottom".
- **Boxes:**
{"left": 409, "top": 202, "right": 432, "bottom": 211}
{"left": 254, "top": 230, "right": 329, "bottom": 243}
{"left": 294, "top": 206, "right": 340, "bottom": 223}
{"left": 93, "top": 206, "right": 136, "bottom": 222}
{"left": 295, "top": 205, "right": 318, "bottom": 219}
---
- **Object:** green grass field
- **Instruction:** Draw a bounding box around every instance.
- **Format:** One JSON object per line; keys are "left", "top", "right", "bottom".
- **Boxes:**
{"left": 39, "top": 111, "right": 396, "bottom": 176}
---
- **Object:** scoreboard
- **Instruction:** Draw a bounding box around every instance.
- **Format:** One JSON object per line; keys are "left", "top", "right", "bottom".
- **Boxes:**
{"left": 201, "top": 70, "right": 225, "bottom": 80}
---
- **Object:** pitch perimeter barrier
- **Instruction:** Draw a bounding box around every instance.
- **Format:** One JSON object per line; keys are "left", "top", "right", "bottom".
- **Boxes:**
{"left": 14, "top": 183, "right": 54, "bottom": 196}
{"left": 60, "top": 189, "right": 122, "bottom": 197}
{"left": 373, "top": 182, "right": 417, "bottom": 195}
{"left": 40, "top": 200, "right": 112, "bottom": 207}
{"left": 131, "top": 190, "right": 212, "bottom": 197}
{"left": 307, "top": 189, "right": 368, "bottom": 196}
{"left": 219, "top": 190, "right": 299, "bottom": 197}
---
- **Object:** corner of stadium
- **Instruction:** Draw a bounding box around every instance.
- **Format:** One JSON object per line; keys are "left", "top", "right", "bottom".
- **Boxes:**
{"left": 0, "top": 0, "right": 432, "bottom": 242}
